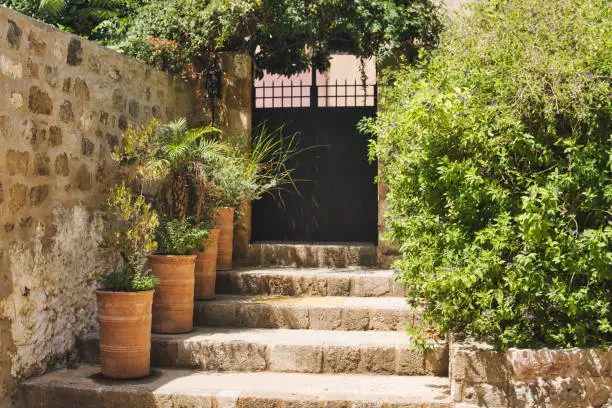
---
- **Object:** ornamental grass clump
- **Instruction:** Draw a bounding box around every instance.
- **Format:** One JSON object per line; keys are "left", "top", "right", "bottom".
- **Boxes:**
{"left": 364, "top": 0, "right": 611, "bottom": 349}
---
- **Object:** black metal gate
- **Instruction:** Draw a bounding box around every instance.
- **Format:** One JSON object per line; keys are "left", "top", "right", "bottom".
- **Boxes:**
{"left": 251, "top": 71, "right": 378, "bottom": 243}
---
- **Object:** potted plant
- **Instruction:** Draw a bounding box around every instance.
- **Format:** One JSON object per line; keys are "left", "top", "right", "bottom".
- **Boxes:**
{"left": 98, "top": 182, "right": 159, "bottom": 379}
{"left": 206, "top": 125, "right": 301, "bottom": 270}
{"left": 150, "top": 218, "right": 208, "bottom": 333}
{"left": 207, "top": 160, "right": 252, "bottom": 271}
{"left": 115, "top": 119, "right": 226, "bottom": 327}
{"left": 192, "top": 179, "right": 224, "bottom": 299}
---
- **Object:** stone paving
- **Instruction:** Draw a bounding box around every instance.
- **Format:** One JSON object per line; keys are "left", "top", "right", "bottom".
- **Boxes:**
{"left": 22, "top": 267, "right": 452, "bottom": 407}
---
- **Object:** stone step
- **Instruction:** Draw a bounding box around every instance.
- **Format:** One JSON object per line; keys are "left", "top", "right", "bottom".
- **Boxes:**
{"left": 216, "top": 268, "right": 406, "bottom": 297}
{"left": 240, "top": 243, "right": 378, "bottom": 268}
{"left": 195, "top": 295, "right": 417, "bottom": 331}
{"left": 80, "top": 327, "right": 448, "bottom": 376}
{"left": 21, "top": 365, "right": 452, "bottom": 408}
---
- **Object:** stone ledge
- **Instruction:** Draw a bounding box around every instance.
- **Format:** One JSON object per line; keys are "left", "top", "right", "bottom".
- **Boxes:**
{"left": 450, "top": 341, "right": 612, "bottom": 408}
{"left": 21, "top": 365, "right": 453, "bottom": 408}
{"left": 239, "top": 243, "right": 378, "bottom": 268}
{"left": 79, "top": 328, "right": 448, "bottom": 376}
{"left": 216, "top": 268, "right": 406, "bottom": 297}
{"left": 194, "top": 295, "right": 418, "bottom": 331}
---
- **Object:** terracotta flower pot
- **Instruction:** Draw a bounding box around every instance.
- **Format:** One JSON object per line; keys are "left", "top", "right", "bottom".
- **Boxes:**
{"left": 214, "top": 207, "right": 235, "bottom": 271}
{"left": 97, "top": 290, "right": 154, "bottom": 379}
{"left": 193, "top": 229, "right": 220, "bottom": 300}
{"left": 149, "top": 255, "right": 196, "bottom": 334}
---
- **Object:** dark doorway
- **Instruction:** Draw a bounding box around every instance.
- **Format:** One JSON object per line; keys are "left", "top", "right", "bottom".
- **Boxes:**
{"left": 251, "top": 72, "right": 378, "bottom": 243}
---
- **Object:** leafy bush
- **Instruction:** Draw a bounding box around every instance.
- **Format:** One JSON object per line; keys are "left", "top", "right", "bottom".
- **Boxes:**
{"left": 3, "top": 0, "right": 143, "bottom": 45}
{"left": 121, "top": 0, "right": 441, "bottom": 78}
{"left": 155, "top": 218, "right": 209, "bottom": 256}
{"left": 101, "top": 182, "right": 159, "bottom": 292}
{"left": 365, "top": 0, "right": 612, "bottom": 349}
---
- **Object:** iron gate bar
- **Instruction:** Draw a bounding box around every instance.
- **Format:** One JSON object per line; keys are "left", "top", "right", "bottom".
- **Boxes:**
{"left": 254, "top": 79, "right": 376, "bottom": 109}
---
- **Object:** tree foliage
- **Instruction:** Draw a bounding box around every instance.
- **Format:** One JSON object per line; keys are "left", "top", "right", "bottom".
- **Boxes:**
{"left": 2, "top": 0, "right": 144, "bottom": 45}
{"left": 4, "top": 0, "right": 442, "bottom": 77}
{"left": 364, "top": 0, "right": 612, "bottom": 349}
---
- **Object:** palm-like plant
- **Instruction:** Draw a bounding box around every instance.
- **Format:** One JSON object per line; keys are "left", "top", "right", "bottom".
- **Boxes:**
{"left": 150, "top": 118, "right": 225, "bottom": 219}
{"left": 38, "top": 0, "right": 124, "bottom": 17}
{"left": 116, "top": 118, "right": 226, "bottom": 220}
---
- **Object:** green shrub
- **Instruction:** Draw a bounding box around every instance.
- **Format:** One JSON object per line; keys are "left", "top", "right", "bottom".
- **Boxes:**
{"left": 364, "top": 0, "right": 611, "bottom": 349}
{"left": 155, "top": 218, "right": 209, "bottom": 255}
{"left": 101, "top": 182, "right": 160, "bottom": 292}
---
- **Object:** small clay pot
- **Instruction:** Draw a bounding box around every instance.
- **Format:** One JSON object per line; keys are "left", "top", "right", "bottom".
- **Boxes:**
{"left": 149, "top": 255, "right": 196, "bottom": 334}
{"left": 97, "top": 290, "right": 154, "bottom": 379}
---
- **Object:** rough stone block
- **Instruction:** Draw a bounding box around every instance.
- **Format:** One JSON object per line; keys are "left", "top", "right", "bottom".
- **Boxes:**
{"left": 269, "top": 344, "right": 323, "bottom": 373}
{"left": 0, "top": 55, "right": 22, "bottom": 78}
{"left": 7, "top": 20, "right": 22, "bottom": 49}
{"left": 112, "top": 89, "right": 124, "bottom": 109}
{"left": 9, "top": 92, "right": 24, "bottom": 110}
{"left": 265, "top": 275, "right": 294, "bottom": 295}
{"left": 54, "top": 154, "right": 69, "bottom": 176}
{"left": 128, "top": 100, "right": 139, "bottom": 118}
{"left": 279, "top": 305, "right": 311, "bottom": 329}
{"left": 368, "top": 309, "right": 401, "bottom": 331}
{"left": 396, "top": 347, "right": 426, "bottom": 375}
{"left": 178, "top": 341, "right": 267, "bottom": 372}
{"left": 28, "top": 87, "right": 53, "bottom": 115}
{"left": 9, "top": 183, "right": 27, "bottom": 212}
{"left": 424, "top": 345, "right": 449, "bottom": 376}
{"left": 195, "top": 303, "right": 236, "bottom": 326}
{"left": 358, "top": 346, "right": 396, "bottom": 374}
{"left": 341, "top": 308, "right": 370, "bottom": 331}
{"left": 118, "top": 114, "right": 128, "bottom": 131}
{"left": 76, "top": 164, "right": 92, "bottom": 190}
{"left": 323, "top": 346, "right": 360, "bottom": 373}
{"left": 29, "top": 185, "right": 49, "bottom": 206}
{"left": 49, "top": 126, "right": 62, "bottom": 146}
{"left": 7, "top": 150, "right": 29, "bottom": 176}
{"left": 327, "top": 276, "right": 351, "bottom": 296}
{"left": 59, "top": 100, "right": 74, "bottom": 123}
{"left": 27, "top": 32, "right": 46, "bottom": 56}
{"left": 351, "top": 276, "right": 391, "bottom": 297}
{"left": 310, "top": 307, "right": 342, "bottom": 330}
{"left": 294, "top": 276, "right": 328, "bottom": 296}
{"left": 67, "top": 39, "right": 83, "bottom": 66}
{"left": 44, "top": 65, "right": 59, "bottom": 87}
{"left": 73, "top": 78, "right": 90, "bottom": 102}
{"left": 81, "top": 137, "right": 94, "bottom": 156}
{"left": 24, "top": 58, "right": 39, "bottom": 78}
{"left": 62, "top": 77, "right": 71, "bottom": 93}
{"left": 33, "top": 153, "right": 50, "bottom": 176}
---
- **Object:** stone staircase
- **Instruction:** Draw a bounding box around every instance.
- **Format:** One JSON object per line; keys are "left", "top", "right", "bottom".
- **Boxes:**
{"left": 21, "top": 267, "right": 452, "bottom": 407}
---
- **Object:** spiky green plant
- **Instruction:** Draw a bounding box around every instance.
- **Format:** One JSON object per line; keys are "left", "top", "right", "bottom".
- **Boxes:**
{"left": 154, "top": 218, "right": 209, "bottom": 255}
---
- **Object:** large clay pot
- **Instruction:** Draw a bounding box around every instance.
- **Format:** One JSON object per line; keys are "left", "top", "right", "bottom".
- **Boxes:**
{"left": 97, "top": 290, "right": 154, "bottom": 379}
{"left": 149, "top": 255, "right": 196, "bottom": 334}
{"left": 194, "top": 229, "right": 219, "bottom": 300}
{"left": 214, "top": 207, "right": 235, "bottom": 271}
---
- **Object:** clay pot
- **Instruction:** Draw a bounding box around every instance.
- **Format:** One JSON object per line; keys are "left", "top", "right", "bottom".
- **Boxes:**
{"left": 149, "top": 255, "right": 196, "bottom": 334}
{"left": 194, "top": 229, "right": 220, "bottom": 300}
{"left": 97, "top": 290, "right": 154, "bottom": 379}
{"left": 214, "top": 207, "right": 235, "bottom": 271}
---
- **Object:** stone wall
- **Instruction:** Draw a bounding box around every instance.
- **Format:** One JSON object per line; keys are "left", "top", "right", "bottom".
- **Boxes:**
{"left": 450, "top": 341, "right": 612, "bottom": 407}
{"left": 0, "top": 7, "right": 197, "bottom": 407}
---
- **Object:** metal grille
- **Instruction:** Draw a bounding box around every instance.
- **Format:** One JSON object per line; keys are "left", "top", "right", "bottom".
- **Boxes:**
{"left": 254, "top": 80, "right": 377, "bottom": 109}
